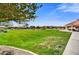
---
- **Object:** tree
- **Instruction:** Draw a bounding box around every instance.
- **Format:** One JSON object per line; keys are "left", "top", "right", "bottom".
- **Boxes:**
{"left": 0, "top": 3, "right": 42, "bottom": 23}
{"left": 30, "top": 26, "right": 35, "bottom": 29}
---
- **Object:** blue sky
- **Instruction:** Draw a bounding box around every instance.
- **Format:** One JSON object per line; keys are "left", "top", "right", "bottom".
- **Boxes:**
{"left": 28, "top": 3, "right": 79, "bottom": 26}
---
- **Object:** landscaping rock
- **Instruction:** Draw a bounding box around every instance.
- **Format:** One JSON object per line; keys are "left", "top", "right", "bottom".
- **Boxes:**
{"left": 0, "top": 50, "right": 14, "bottom": 55}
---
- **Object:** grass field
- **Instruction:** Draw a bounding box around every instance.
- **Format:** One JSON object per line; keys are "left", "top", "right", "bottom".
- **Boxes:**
{"left": 0, "top": 29, "right": 71, "bottom": 55}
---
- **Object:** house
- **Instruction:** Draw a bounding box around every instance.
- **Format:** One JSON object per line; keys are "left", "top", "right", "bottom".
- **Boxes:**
{"left": 7, "top": 21, "right": 29, "bottom": 29}
{"left": 0, "top": 22, "right": 6, "bottom": 28}
{"left": 65, "top": 19, "right": 79, "bottom": 31}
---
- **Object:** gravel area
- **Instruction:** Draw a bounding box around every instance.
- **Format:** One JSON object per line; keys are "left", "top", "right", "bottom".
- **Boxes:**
{"left": 0, "top": 46, "right": 37, "bottom": 55}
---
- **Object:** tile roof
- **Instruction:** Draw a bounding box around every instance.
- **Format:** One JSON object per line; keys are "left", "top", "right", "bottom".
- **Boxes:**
{"left": 65, "top": 19, "right": 79, "bottom": 27}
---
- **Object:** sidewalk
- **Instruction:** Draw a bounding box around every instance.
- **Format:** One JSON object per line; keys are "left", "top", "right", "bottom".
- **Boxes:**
{"left": 63, "top": 32, "right": 79, "bottom": 55}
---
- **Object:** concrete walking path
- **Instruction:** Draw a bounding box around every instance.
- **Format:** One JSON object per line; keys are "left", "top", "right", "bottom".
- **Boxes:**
{"left": 63, "top": 32, "right": 79, "bottom": 55}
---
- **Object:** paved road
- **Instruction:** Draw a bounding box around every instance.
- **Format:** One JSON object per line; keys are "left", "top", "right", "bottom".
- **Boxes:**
{"left": 63, "top": 32, "right": 79, "bottom": 55}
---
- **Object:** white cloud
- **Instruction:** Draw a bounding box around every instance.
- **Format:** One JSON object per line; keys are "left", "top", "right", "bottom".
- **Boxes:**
{"left": 57, "top": 3, "right": 79, "bottom": 13}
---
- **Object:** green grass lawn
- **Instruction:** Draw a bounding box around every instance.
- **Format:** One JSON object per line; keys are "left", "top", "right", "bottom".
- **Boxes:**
{"left": 0, "top": 29, "right": 71, "bottom": 55}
